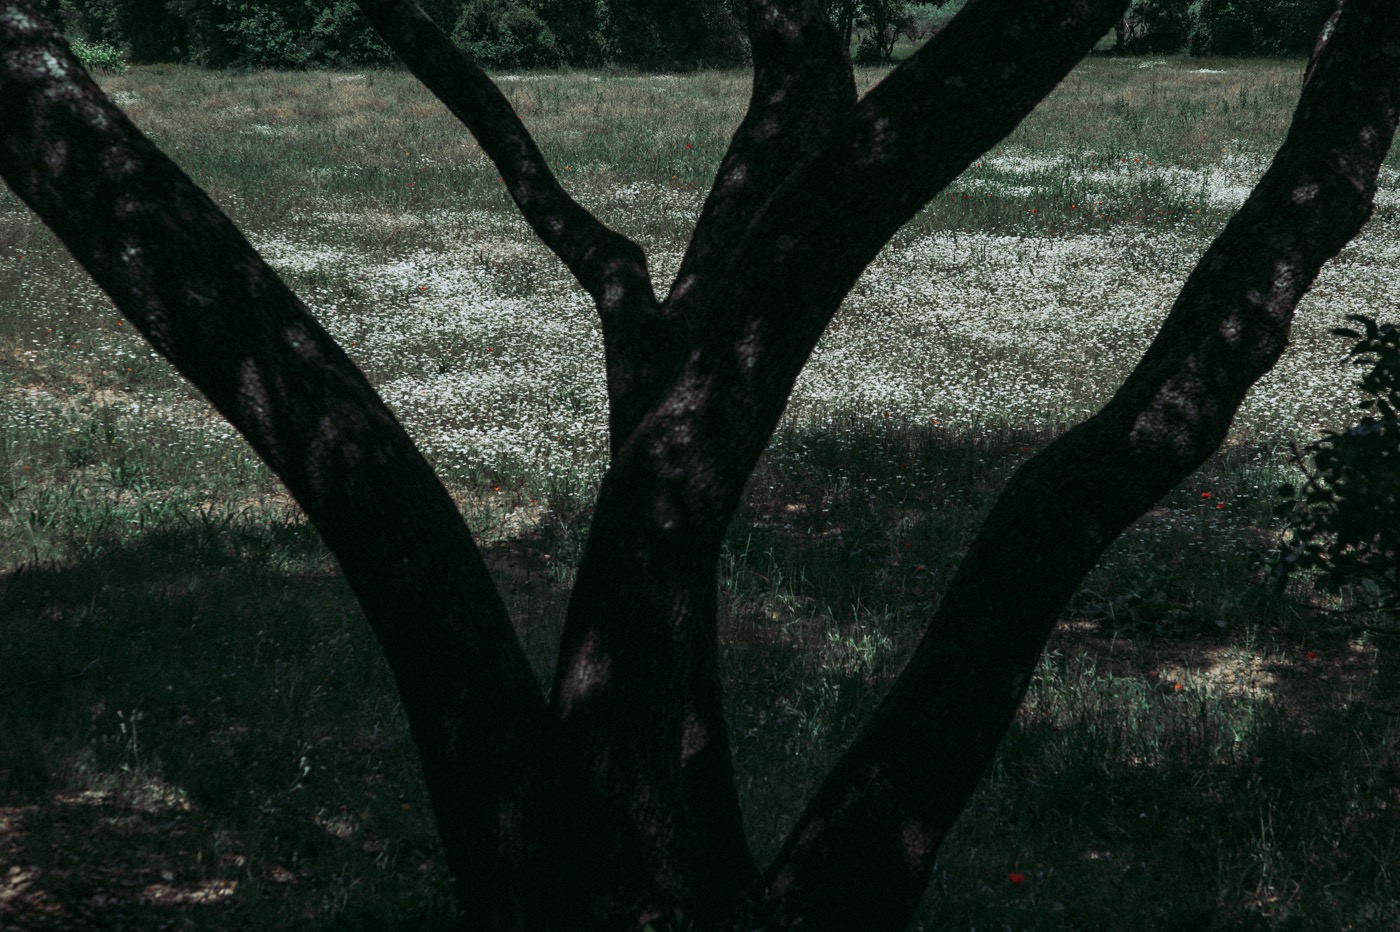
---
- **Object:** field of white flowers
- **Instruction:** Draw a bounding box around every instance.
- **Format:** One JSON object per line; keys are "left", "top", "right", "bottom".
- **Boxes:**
{"left": 7, "top": 60, "right": 1396, "bottom": 507}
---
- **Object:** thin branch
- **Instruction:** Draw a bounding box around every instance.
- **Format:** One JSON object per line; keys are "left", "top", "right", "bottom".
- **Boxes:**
{"left": 353, "top": 0, "right": 662, "bottom": 452}
{"left": 764, "top": 1, "right": 1400, "bottom": 926}
{"left": 351, "top": 0, "right": 651, "bottom": 310}
{"left": 601, "top": 0, "right": 857, "bottom": 447}
{"left": 669, "top": 0, "right": 856, "bottom": 311}
{"left": 668, "top": 0, "right": 1134, "bottom": 411}
{"left": 0, "top": 5, "right": 556, "bottom": 926}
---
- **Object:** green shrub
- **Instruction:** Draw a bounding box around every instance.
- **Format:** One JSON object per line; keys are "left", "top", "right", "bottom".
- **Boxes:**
{"left": 67, "top": 34, "right": 129, "bottom": 73}
{"left": 216, "top": 4, "right": 312, "bottom": 69}
{"left": 1113, "top": 0, "right": 1330, "bottom": 56}
{"left": 599, "top": 0, "right": 747, "bottom": 69}
{"left": 49, "top": 0, "right": 124, "bottom": 47}
{"left": 40, "top": 0, "right": 181, "bottom": 63}
{"left": 1188, "top": 0, "right": 1331, "bottom": 56}
{"left": 163, "top": 0, "right": 392, "bottom": 69}
{"left": 1121, "top": 0, "right": 1193, "bottom": 54}
{"left": 307, "top": 2, "right": 394, "bottom": 66}
{"left": 853, "top": 0, "right": 921, "bottom": 64}
{"left": 451, "top": 0, "right": 564, "bottom": 68}
{"left": 1275, "top": 315, "right": 1400, "bottom": 611}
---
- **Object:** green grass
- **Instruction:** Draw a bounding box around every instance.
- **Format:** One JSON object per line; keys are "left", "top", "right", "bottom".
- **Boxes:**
{"left": 3, "top": 54, "right": 1400, "bottom": 929}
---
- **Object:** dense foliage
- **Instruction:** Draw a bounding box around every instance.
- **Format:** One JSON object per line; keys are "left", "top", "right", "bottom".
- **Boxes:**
{"left": 35, "top": 0, "right": 751, "bottom": 68}
{"left": 823, "top": 1, "right": 938, "bottom": 63}
{"left": 1118, "top": 0, "right": 1334, "bottom": 55}
{"left": 1276, "top": 315, "right": 1400, "bottom": 613}
{"left": 38, "top": 1, "right": 1331, "bottom": 69}
{"left": 66, "top": 33, "right": 127, "bottom": 71}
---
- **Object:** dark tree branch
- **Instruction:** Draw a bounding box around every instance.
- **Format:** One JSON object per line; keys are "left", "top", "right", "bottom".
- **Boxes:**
{"left": 764, "top": 1, "right": 1400, "bottom": 927}
{"left": 608, "top": 0, "right": 857, "bottom": 448}
{"left": 352, "top": 0, "right": 662, "bottom": 453}
{"left": 0, "top": 5, "right": 558, "bottom": 927}
{"left": 350, "top": 0, "right": 650, "bottom": 306}
{"left": 677, "top": 0, "right": 1134, "bottom": 409}
{"left": 668, "top": 0, "right": 856, "bottom": 316}
{"left": 598, "top": 0, "right": 858, "bottom": 450}
{"left": 539, "top": 4, "right": 857, "bottom": 918}
{"left": 532, "top": 5, "right": 859, "bottom": 918}
{"left": 668, "top": 0, "right": 1127, "bottom": 406}
{"left": 532, "top": 6, "right": 856, "bottom": 920}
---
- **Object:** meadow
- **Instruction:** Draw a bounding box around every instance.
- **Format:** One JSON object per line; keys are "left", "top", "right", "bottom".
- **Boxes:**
{"left": 2, "top": 53, "right": 1399, "bottom": 929}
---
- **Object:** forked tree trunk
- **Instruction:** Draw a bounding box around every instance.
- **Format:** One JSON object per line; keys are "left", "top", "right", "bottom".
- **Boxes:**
{"left": 1, "top": 0, "right": 1398, "bottom": 929}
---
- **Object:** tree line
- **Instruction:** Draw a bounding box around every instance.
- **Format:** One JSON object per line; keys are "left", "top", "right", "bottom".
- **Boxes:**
{"left": 33, "top": 0, "right": 745, "bottom": 69}
{"left": 1119, "top": 0, "right": 1334, "bottom": 55}
{"left": 38, "top": 0, "right": 930, "bottom": 69}
{"left": 35, "top": 1, "right": 1331, "bottom": 71}
{"left": 43, "top": 0, "right": 950, "bottom": 69}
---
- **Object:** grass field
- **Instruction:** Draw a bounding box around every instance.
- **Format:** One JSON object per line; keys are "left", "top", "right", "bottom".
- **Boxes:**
{"left": 2, "top": 53, "right": 1400, "bottom": 930}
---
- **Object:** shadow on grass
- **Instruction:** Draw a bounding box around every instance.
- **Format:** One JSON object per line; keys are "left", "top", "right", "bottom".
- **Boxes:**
{"left": 0, "top": 519, "right": 460, "bottom": 930}
{"left": 927, "top": 681, "right": 1400, "bottom": 930}
{"left": 0, "top": 419, "right": 1393, "bottom": 928}
{"left": 722, "top": 420, "right": 1400, "bottom": 927}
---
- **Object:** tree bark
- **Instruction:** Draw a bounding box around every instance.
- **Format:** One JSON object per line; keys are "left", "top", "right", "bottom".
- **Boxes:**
{"left": 352, "top": 0, "right": 661, "bottom": 458}
{"left": 0, "top": 5, "right": 559, "bottom": 929}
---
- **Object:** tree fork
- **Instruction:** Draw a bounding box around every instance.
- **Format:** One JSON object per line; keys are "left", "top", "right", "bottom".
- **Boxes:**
{"left": 4, "top": 0, "right": 1397, "bottom": 928}
{"left": 552, "top": 0, "right": 1132, "bottom": 920}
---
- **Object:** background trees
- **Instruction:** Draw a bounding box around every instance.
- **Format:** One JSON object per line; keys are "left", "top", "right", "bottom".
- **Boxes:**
{"left": 821, "top": 0, "right": 936, "bottom": 63}
{"left": 35, "top": 0, "right": 1342, "bottom": 69}
{"left": 3, "top": 0, "right": 1399, "bottom": 929}
{"left": 32, "top": 0, "right": 753, "bottom": 68}
{"left": 1116, "top": 0, "right": 1334, "bottom": 55}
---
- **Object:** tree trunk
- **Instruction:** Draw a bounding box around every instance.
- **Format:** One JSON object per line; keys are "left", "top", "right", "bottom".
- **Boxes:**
{"left": 2, "top": 0, "right": 1397, "bottom": 929}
